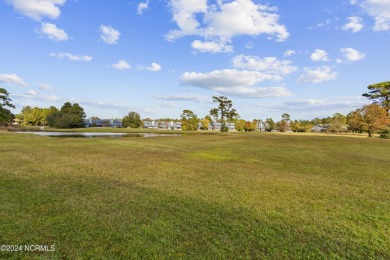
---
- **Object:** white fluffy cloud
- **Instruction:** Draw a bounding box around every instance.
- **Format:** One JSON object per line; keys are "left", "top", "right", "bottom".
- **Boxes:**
{"left": 353, "top": 0, "right": 390, "bottom": 31}
{"left": 363, "top": 0, "right": 390, "bottom": 31}
{"left": 284, "top": 49, "right": 296, "bottom": 57}
{"left": 297, "top": 66, "right": 337, "bottom": 84}
{"left": 182, "top": 69, "right": 274, "bottom": 88}
{"left": 100, "top": 25, "right": 120, "bottom": 44}
{"left": 342, "top": 16, "right": 364, "bottom": 32}
{"left": 7, "top": 0, "right": 66, "bottom": 20}
{"left": 112, "top": 60, "right": 131, "bottom": 70}
{"left": 340, "top": 48, "right": 366, "bottom": 61}
{"left": 310, "top": 49, "right": 329, "bottom": 61}
{"left": 191, "top": 40, "right": 233, "bottom": 53}
{"left": 146, "top": 63, "right": 162, "bottom": 72}
{"left": 231, "top": 55, "right": 297, "bottom": 80}
{"left": 137, "top": 62, "right": 162, "bottom": 72}
{"left": 38, "top": 23, "right": 68, "bottom": 41}
{"left": 0, "top": 73, "right": 27, "bottom": 86}
{"left": 50, "top": 52, "right": 93, "bottom": 62}
{"left": 167, "top": 0, "right": 288, "bottom": 52}
{"left": 180, "top": 69, "right": 291, "bottom": 98}
{"left": 137, "top": 1, "right": 149, "bottom": 15}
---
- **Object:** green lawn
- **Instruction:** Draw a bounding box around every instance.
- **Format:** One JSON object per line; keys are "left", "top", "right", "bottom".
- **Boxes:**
{"left": 0, "top": 131, "right": 389, "bottom": 259}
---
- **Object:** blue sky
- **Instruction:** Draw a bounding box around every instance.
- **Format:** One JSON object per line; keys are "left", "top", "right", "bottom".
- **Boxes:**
{"left": 1, "top": 0, "right": 389, "bottom": 121}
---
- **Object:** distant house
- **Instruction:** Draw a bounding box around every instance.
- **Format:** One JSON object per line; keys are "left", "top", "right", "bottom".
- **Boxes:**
{"left": 312, "top": 123, "right": 348, "bottom": 133}
{"left": 210, "top": 122, "right": 236, "bottom": 131}
{"left": 143, "top": 121, "right": 181, "bottom": 130}
{"left": 257, "top": 121, "right": 269, "bottom": 132}
{"left": 86, "top": 119, "right": 122, "bottom": 128}
{"left": 143, "top": 121, "right": 158, "bottom": 129}
{"left": 311, "top": 124, "right": 330, "bottom": 132}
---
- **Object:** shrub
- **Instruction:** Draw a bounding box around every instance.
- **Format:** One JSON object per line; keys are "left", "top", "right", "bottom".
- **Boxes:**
{"left": 379, "top": 129, "right": 390, "bottom": 139}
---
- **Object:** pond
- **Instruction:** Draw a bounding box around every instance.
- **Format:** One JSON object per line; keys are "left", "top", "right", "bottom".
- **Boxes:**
{"left": 15, "top": 132, "right": 181, "bottom": 138}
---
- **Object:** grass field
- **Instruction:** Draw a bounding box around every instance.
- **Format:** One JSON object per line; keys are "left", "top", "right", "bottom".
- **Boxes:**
{"left": 0, "top": 130, "right": 389, "bottom": 258}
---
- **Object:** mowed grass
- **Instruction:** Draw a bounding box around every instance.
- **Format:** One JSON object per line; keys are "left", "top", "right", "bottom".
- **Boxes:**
{"left": 0, "top": 131, "right": 389, "bottom": 259}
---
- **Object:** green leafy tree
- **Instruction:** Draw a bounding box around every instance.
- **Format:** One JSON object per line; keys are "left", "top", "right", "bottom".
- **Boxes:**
{"left": 210, "top": 96, "right": 238, "bottom": 132}
{"left": 66, "top": 103, "right": 86, "bottom": 128}
{"left": 18, "top": 106, "right": 32, "bottom": 125}
{"left": 31, "top": 107, "right": 44, "bottom": 126}
{"left": 312, "top": 118, "right": 322, "bottom": 125}
{"left": 122, "top": 111, "right": 142, "bottom": 128}
{"left": 362, "top": 81, "right": 390, "bottom": 115}
{"left": 200, "top": 118, "right": 210, "bottom": 130}
{"left": 265, "top": 118, "right": 275, "bottom": 132}
{"left": 41, "top": 106, "right": 58, "bottom": 126}
{"left": 204, "top": 115, "right": 213, "bottom": 124}
{"left": 234, "top": 119, "right": 246, "bottom": 131}
{"left": 281, "top": 113, "right": 291, "bottom": 122}
{"left": 181, "top": 110, "right": 199, "bottom": 131}
{"left": 0, "top": 88, "right": 15, "bottom": 124}
{"left": 290, "top": 120, "right": 313, "bottom": 132}
{"left": 48, "top": 102, "right": 86, "bottom": 128}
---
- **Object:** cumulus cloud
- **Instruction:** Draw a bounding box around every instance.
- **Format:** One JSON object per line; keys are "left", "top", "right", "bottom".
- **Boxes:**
{"left": 352, "top": 0, "right": 390, "bottom": 31}
{"left": 100, "top": 25, "right": 120, "bottom": 44}
{"left": 143, "top": 63, "right": 162, "bottom": 72}
{"left": 297, "top": 66, "right": 337, "bottom": 84}
{"left": 38, "top": 22, "right": 68, "bottom": 41}
{"left": 340, "top": 48, "right": 366, "bottom": 61}
{"left": 112, "top": 60, "right": 131, "bottom": 70}
{"left": 180, "top": 69, "right": 292, "bottom": 98}
{"left": 6, "top": 0, "right": 66, "bottom": 20}
{"left": 191, "top": 40, "right": 233, "bottom": 53}
{"left": 137, "top": 1, "right": 149, "bottom": 15}
{"left": 167, "top": 0, "right": 289, "bottom": 52}
{"left": 148, "top": 63, "right": 162, "bottom": 72}
{"left": 284, "top": 49, "right": 296, "bottom": 57}
{"left": 50, "top": 52, "right": 93, "bottom": 62}
{"left": 0, "top": 73, "right": 27, "bottom": 86}
{"left": 231, "top": 55, "right": 297, "bottom": 79}
{"left": 182, "top": 69, "right": 274, "bottom": 88}
{"left": 342, "top": 16, "right": 364, "bottom": 32}
{"left": 310, "top": 49, "right": 329, "bottom": 61}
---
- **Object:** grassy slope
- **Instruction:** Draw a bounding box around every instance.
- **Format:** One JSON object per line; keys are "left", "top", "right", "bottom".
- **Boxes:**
{"left": 0, "top": 131, "right": 389, "bottom": 259}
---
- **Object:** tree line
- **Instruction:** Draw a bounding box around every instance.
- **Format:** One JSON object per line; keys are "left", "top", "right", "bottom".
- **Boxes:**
{"left": 1, "top": 81, "right": 389, "bottom": 137}
{"left": 8, "top": 102, "right": 86, "bottom": 129}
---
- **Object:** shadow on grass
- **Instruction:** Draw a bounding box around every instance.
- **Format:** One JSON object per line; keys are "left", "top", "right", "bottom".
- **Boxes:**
{"left": 1, "top": 173, "right": 388, "bottom": 259}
